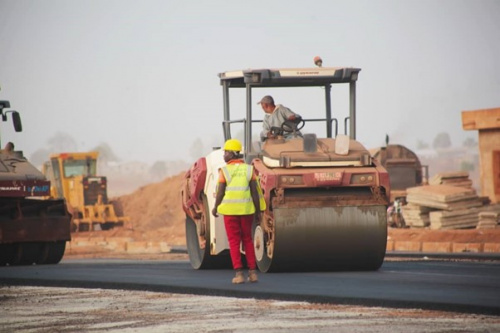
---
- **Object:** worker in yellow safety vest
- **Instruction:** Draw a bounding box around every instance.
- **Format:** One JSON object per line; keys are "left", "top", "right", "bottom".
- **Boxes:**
{"left": 212, "top": 138, "right": 266, "bottom": 284}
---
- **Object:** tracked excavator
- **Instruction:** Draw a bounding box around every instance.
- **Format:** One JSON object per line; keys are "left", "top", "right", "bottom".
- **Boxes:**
{"left": 181, "top": 66, "right": 391, "bottom": 272}
{"left": 0, "top": 99, "right": 71, "bottom": 265}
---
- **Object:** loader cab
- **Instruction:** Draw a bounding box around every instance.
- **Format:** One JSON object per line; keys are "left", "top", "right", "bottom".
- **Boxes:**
{"left": 47, "top": 152, "right": 99, "bottom": 200}
{"left": 44, "top": 151, "right": 128, "bottom": 232}
{"left": 59, "top": 156, "right": 97, "bottom": 178}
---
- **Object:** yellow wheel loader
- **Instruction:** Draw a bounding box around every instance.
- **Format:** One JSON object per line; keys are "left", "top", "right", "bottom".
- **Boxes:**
{"left": 43, "top": 151, "right": 129, "bottom": 232}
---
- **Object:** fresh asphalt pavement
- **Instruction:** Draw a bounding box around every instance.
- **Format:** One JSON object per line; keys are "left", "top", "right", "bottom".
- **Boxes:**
{"left": 1, "top": 258, "right": 499, "bottom": 315}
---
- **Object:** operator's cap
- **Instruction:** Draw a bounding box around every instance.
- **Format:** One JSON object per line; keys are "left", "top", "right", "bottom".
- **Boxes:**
{"left": 257, "top": 95, "right": 274, "bottom": 105}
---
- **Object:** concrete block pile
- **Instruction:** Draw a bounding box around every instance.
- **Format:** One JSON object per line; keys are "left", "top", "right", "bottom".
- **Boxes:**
{"left": 402, "top": 175, "right": 500, "bottom": 229}
{"left": 401, "top": 203, "right": 435, "bottom": 228}
{"left": 477, "top": 211, "right": 500, "bottom": 229}
{"left": 429, "top": 171, "right": 473, "bottom": 189}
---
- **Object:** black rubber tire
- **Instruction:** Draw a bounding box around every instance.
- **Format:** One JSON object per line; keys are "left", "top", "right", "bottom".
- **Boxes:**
{"left": 17, "top": 243, "right": 43, "bottom": 265}
{"left": 44, "top": 241, "right": 66, "bottom": 264}
{"left": 0, "top": 244, "right": 15, "bottom": 266}
{"left": 253, "top": 223, "right": 272, "bottom": 273}
{"left": 9, "top": 243, "right": 24, "bottom": 266}
{"left": 36, "top": 242, "right": 50, "bottom": 265}
{"left": 101, "top": 222, "right": 114, "bottom": 230}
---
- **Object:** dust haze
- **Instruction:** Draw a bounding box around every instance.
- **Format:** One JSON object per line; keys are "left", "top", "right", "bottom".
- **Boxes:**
{"left": 0, "top": 0, "right": 498, "bottom": 194}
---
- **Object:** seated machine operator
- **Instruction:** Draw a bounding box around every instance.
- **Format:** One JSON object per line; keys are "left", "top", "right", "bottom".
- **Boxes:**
{"left": 258, "top": 95, "right": 302, "bottom": 141}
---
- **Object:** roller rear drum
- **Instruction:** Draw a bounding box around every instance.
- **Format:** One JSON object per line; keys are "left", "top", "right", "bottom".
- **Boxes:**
{"left": 254, "top": 205, "right": 387, "bottom": 272}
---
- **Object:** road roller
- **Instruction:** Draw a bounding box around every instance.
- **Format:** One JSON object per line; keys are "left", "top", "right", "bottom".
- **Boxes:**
{"left": 0, "top": 98, "right": 71, "bottom": 266}
{"left": 181, "top": 65, "right": 391, "bottom": 272}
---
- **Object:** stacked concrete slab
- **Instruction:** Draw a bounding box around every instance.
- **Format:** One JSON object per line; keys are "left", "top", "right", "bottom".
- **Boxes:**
{"left": 477, "top": 211, "right": 500, "bottom": 229}
{"left": 403, "top": 181, "right": 500, "bottom": 229}
{"left": 430, "top": 206, "right": 486, "bottom": 230}
{"left": 404, "top": 184, "right": 481, "bottom": 229}
{"left": 401, "top": 204, "right": 435, "bottom": 228}
{"left": 406, "top": 185, "right": 481, "bottom": 209}
{"left": 429, "top": 171, "right": 473, "bottom": 189}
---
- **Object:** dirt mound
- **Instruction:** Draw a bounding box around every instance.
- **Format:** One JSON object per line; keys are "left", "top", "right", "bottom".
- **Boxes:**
{"left": 100, "top": 172, "right": 187, "bottom": 245}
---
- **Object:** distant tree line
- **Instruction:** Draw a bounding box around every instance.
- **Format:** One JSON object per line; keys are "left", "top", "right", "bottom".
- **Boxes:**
{"left": 416, "top": 132, "right": 477, "bottom": 150}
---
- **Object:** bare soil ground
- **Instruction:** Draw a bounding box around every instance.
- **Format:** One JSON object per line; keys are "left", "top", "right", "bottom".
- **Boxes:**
{"left": 65, "top": 172, "right": 500, "bottom": 260}
{"left": 1, "top": 286, "right": 499, "bottom": 333}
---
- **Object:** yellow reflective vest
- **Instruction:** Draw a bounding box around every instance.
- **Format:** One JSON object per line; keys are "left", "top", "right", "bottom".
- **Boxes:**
{"left": 217, "top": 163, "right": 266, "bottom": 216}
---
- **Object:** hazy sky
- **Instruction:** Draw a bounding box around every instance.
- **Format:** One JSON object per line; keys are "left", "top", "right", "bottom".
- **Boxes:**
{"left": 1, "top": 0, "right": 499, "bottom": 164}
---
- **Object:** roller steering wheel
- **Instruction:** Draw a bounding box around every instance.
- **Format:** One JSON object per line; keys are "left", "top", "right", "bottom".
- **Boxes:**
{"left": 270, "top": 118, "right": 305, "bottom": 136}
{"left": 282, "top": 118, "right": 305, "bottom": 134}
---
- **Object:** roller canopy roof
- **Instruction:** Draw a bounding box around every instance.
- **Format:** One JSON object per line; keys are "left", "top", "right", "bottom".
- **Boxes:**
{"left": 219, "top": 67, "right": 361, "bottom": 87}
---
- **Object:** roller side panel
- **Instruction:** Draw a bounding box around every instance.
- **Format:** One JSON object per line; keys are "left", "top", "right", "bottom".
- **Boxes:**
{"left": 0, "top": 198, "right": 71, "bottom": 266}
{"left": 0, "top": 198, "right": 71, "bottom": 244}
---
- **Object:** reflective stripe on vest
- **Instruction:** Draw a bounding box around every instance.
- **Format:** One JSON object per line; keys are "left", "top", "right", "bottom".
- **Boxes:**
{"left": 218, "top": 164, "right": 255, "bottom": 215}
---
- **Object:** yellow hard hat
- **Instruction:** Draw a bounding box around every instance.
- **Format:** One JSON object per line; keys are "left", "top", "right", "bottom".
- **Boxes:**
{"left": 223, "top": 139, "right": 242, "bottom": 152}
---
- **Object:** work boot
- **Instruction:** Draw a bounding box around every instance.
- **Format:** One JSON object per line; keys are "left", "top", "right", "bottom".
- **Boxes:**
{"left": 232, "top": 270, "right": 245, "bottom": 284}
{"left": 248, "top": 269, "right": 258, "bottom": 283}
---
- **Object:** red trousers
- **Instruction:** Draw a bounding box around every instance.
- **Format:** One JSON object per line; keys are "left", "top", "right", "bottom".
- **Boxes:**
{"left": 223, "top": 214, "right": 256, "bottom": 270}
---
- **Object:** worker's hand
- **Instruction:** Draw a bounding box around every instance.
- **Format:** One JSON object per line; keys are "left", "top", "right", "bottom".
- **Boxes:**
{"left": 267, "top": 131, "right": 276, "bottom": 139}
{"left": 212, "top": 207, "right": 218, "bottom": 217}
{"left": 254, "top": 211, "right": 262, "bottom": 222}
{"left": 289, "top": 115, "right": 302, "bottom": 124}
